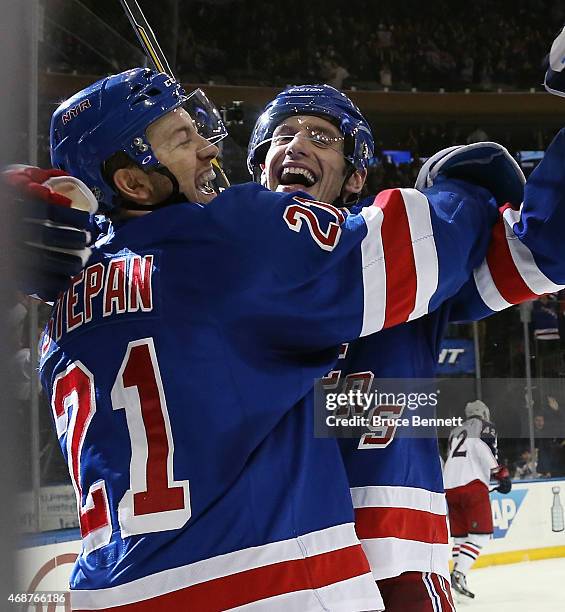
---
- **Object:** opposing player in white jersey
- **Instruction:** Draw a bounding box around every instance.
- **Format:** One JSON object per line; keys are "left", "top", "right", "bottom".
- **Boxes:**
{"left": 443, "top": 400, "right": 512, "bottom": 599}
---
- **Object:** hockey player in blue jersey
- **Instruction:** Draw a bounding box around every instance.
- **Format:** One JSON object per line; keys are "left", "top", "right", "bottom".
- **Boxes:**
{"left": 11, "top": 69, "right": 560, "bottom": 608}
{"left": 13, "top": 66, "right": 521, "bottom": 612}
{"left": 246, "top": 82, "right": 565, "bottom": 610}
{"left": 32, "top": 71, "right": 386, "bottom": 612}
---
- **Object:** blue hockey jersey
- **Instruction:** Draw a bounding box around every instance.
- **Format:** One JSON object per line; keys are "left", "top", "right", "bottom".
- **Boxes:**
{"left": 339, "top": 128, "right": 565, "bottom": 583}
{"left": 39, "top": 179, "right": 499, "bottom": 611}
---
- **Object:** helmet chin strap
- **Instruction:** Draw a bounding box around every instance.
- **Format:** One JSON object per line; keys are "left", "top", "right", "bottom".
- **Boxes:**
{"left": 333, "top": 192, "right": 361, "bottom": 209}
{"left": 334, "top": 163, "right": 361, "bottom": 209}
{"left": 118, "top": 166, "right": 186, "bottom": 212}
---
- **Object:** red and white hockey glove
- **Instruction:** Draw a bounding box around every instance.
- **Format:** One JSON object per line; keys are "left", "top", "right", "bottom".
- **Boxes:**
{"left": 493, "top": 465, "right": 512, "bottom": 494}
{"left": 3, "top": 165, "right": 98, "bottom": 301}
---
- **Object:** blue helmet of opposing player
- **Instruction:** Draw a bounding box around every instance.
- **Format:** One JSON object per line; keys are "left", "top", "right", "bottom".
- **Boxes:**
{"left": 50, "top": 68, "right": 227, "bottom": 211}
{"left": 247, "top": 84, "right": 374, "bottom": 181}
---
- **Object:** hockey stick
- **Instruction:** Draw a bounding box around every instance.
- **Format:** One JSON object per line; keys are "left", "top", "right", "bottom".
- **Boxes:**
{"left": 118, "top": 0, "right": 173, "bottom": 76}
{"left": 117, "top": 0, "right": 230, "bottom": 189}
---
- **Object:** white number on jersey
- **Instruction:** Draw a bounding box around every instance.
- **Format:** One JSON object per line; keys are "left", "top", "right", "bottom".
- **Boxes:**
{"left": 52, "top": 337, "right": 191, "bottom": 552}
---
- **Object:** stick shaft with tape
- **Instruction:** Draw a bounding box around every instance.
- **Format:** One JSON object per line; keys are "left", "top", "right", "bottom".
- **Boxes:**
{"left": 117, "top": 0, "right": 230, "bottom": 190}
{"left": 118, "top": 0, "right": 173, "bottom": 76}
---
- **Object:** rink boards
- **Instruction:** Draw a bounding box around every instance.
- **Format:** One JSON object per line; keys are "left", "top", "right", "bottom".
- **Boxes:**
{"left": 15, "top": 478, "right": 565, "bottom": 596}
{"left": 473, "top": 477, "right": 565, "bottom": 568}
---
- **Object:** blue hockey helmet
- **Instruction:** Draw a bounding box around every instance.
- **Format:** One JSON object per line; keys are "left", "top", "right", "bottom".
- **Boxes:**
{"left": 247, "top": 84, "right": 374, "bottom": 179}
{"left": 50, "top": 68, "right": 227, "bottom": 211}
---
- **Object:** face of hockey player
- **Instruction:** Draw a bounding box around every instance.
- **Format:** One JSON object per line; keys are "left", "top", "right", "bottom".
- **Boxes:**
{"left": 262, "top": 115, "right": 366, "bottom": 204}
{"left": 147, "top": 107, "right": 219, "bottom": 204}
{"left": 113, "top": 107, "right": 219, "bottom": 210}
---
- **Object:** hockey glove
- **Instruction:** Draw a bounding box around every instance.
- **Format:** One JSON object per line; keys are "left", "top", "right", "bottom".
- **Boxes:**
{"left": 3, "top": 165, "right": 98, "bottom": 302}
{"left": 545, "top": 24, "right": 565, "bottom": 97}
{"left": 493, "top": 465, "right": 512, "bottom": 494}
{"left": 414, "top": 142, "right": 525, "bottom": 207}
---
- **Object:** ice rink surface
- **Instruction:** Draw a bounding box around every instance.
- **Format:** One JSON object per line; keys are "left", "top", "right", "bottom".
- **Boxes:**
{"left": 454, "top": 558, "right": 565, "bottom": 611}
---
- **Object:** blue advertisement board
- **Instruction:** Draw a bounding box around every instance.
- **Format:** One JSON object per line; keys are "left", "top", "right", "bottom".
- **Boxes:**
{"left": 490, "top": 489, "right": 528, "bottom": 539}
{"left": 437, "top": 338, "right": 475, "bottom": 375}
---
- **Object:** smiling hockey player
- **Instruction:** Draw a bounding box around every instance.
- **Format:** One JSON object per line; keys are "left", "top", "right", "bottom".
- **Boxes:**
{"left": 247, "top": 83, "right": 565, "bottom": 610}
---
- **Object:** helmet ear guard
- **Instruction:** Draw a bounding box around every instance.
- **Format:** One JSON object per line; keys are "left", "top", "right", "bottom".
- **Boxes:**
{"left": 247, "top": 84, "right": 374, "bottom": 180}
{"left": 50, "top": 68, "right": 228, "bottom": 212}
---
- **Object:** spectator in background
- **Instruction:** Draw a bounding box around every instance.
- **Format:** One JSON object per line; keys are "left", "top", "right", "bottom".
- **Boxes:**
{"left": 376, "top": 23, "right": 393, "bottom": 62}
{"left": 327, "top": 58, "right": 350, "bottom": 90}
{"left": 8, "top": 293, "right": 44, "bottom": 403}
{"left": 466, "top": 125, "right": 490, "bottom": 143}
{"left": 513, "top": 448, "right": 538, "bottom": 479}
{"left": 533, "top": 295, "right": 561, "bottom": 376}
{"left": 460, "top": 55, "right": 475, "bottom": 87}
{"left": 379, "top": 63, "right": 392, "bottom": 88}
{"left": 10, "top": 346, "right": 33, "bottom": 402}
{"left": 8, "top": 293, "right": 36, "bottom": 490}
{"left": 8, "top": 295, "right": 27, "bottom": 350}
{"left": 534, "top": 414, "right": 554, "bottom": 476}
{"left": 543, "top": 395, "right": 565, "bottom": 476}
{"left": 479, "top": 57, "right": 494, "bottom": 90}
{"left": 544, "top": 395, "right": 565, "bottom": 431}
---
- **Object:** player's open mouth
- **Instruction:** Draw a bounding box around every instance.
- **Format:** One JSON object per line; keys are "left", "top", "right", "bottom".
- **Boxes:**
{"left": 278, "top": 165, "right": 317, "bottom": 188}
{"left": 196, "top": 169, "right": 217, "bottom": 195}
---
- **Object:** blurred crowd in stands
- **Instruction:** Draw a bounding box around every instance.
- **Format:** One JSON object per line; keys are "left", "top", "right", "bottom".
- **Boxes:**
{"left": 513, "top": 402, "right": 565, "bottom": 479}
{"left": 181, "top": 0, "right": 563, "bottom": 91}
{"left": 45, "top": 0, "right": 565, "bottom": 92}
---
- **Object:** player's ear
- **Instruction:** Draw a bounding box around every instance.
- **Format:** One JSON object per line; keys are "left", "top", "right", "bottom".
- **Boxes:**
{"left": 260, "top": 163, "right": 268, "bottom": 187}
{"left": 113, "top": 167, "right": 153, "bottom": 203}
{"left": 342, "top": 168, "right": 367, "bottom": 198}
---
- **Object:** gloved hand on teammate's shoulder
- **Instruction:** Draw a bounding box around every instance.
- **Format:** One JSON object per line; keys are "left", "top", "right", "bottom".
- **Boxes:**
{"left": 493, "top": 465, "right": 512, "bottom": 494}
{"left": 414, "top": 142, "right": 525, "bottom": 208}
{"left": 545, "top": 24, "right": 565, "bottom": 97}
{"left": 3, "top": 165, "right": 98, "bottom": 302}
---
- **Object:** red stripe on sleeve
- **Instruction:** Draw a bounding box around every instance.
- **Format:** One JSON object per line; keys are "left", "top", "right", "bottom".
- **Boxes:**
{"left": 355, "top": 506, "right": 449, "bottom": 545}
{"left": 372, "top": 190, "right": 418, "bottom": 327}
{"left": 486, "top": 205, "right": 538, "bottom": 304}
{"left": 73, "top": 544, "right": 370, "bottom": 612}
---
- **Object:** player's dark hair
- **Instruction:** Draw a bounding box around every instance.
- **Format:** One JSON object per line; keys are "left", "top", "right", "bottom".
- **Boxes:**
{"left": 101, "top": 151, "right": 143, "bottom": 192}
{"left": 101, "top": 150, "right": 184, "bottom": 216}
